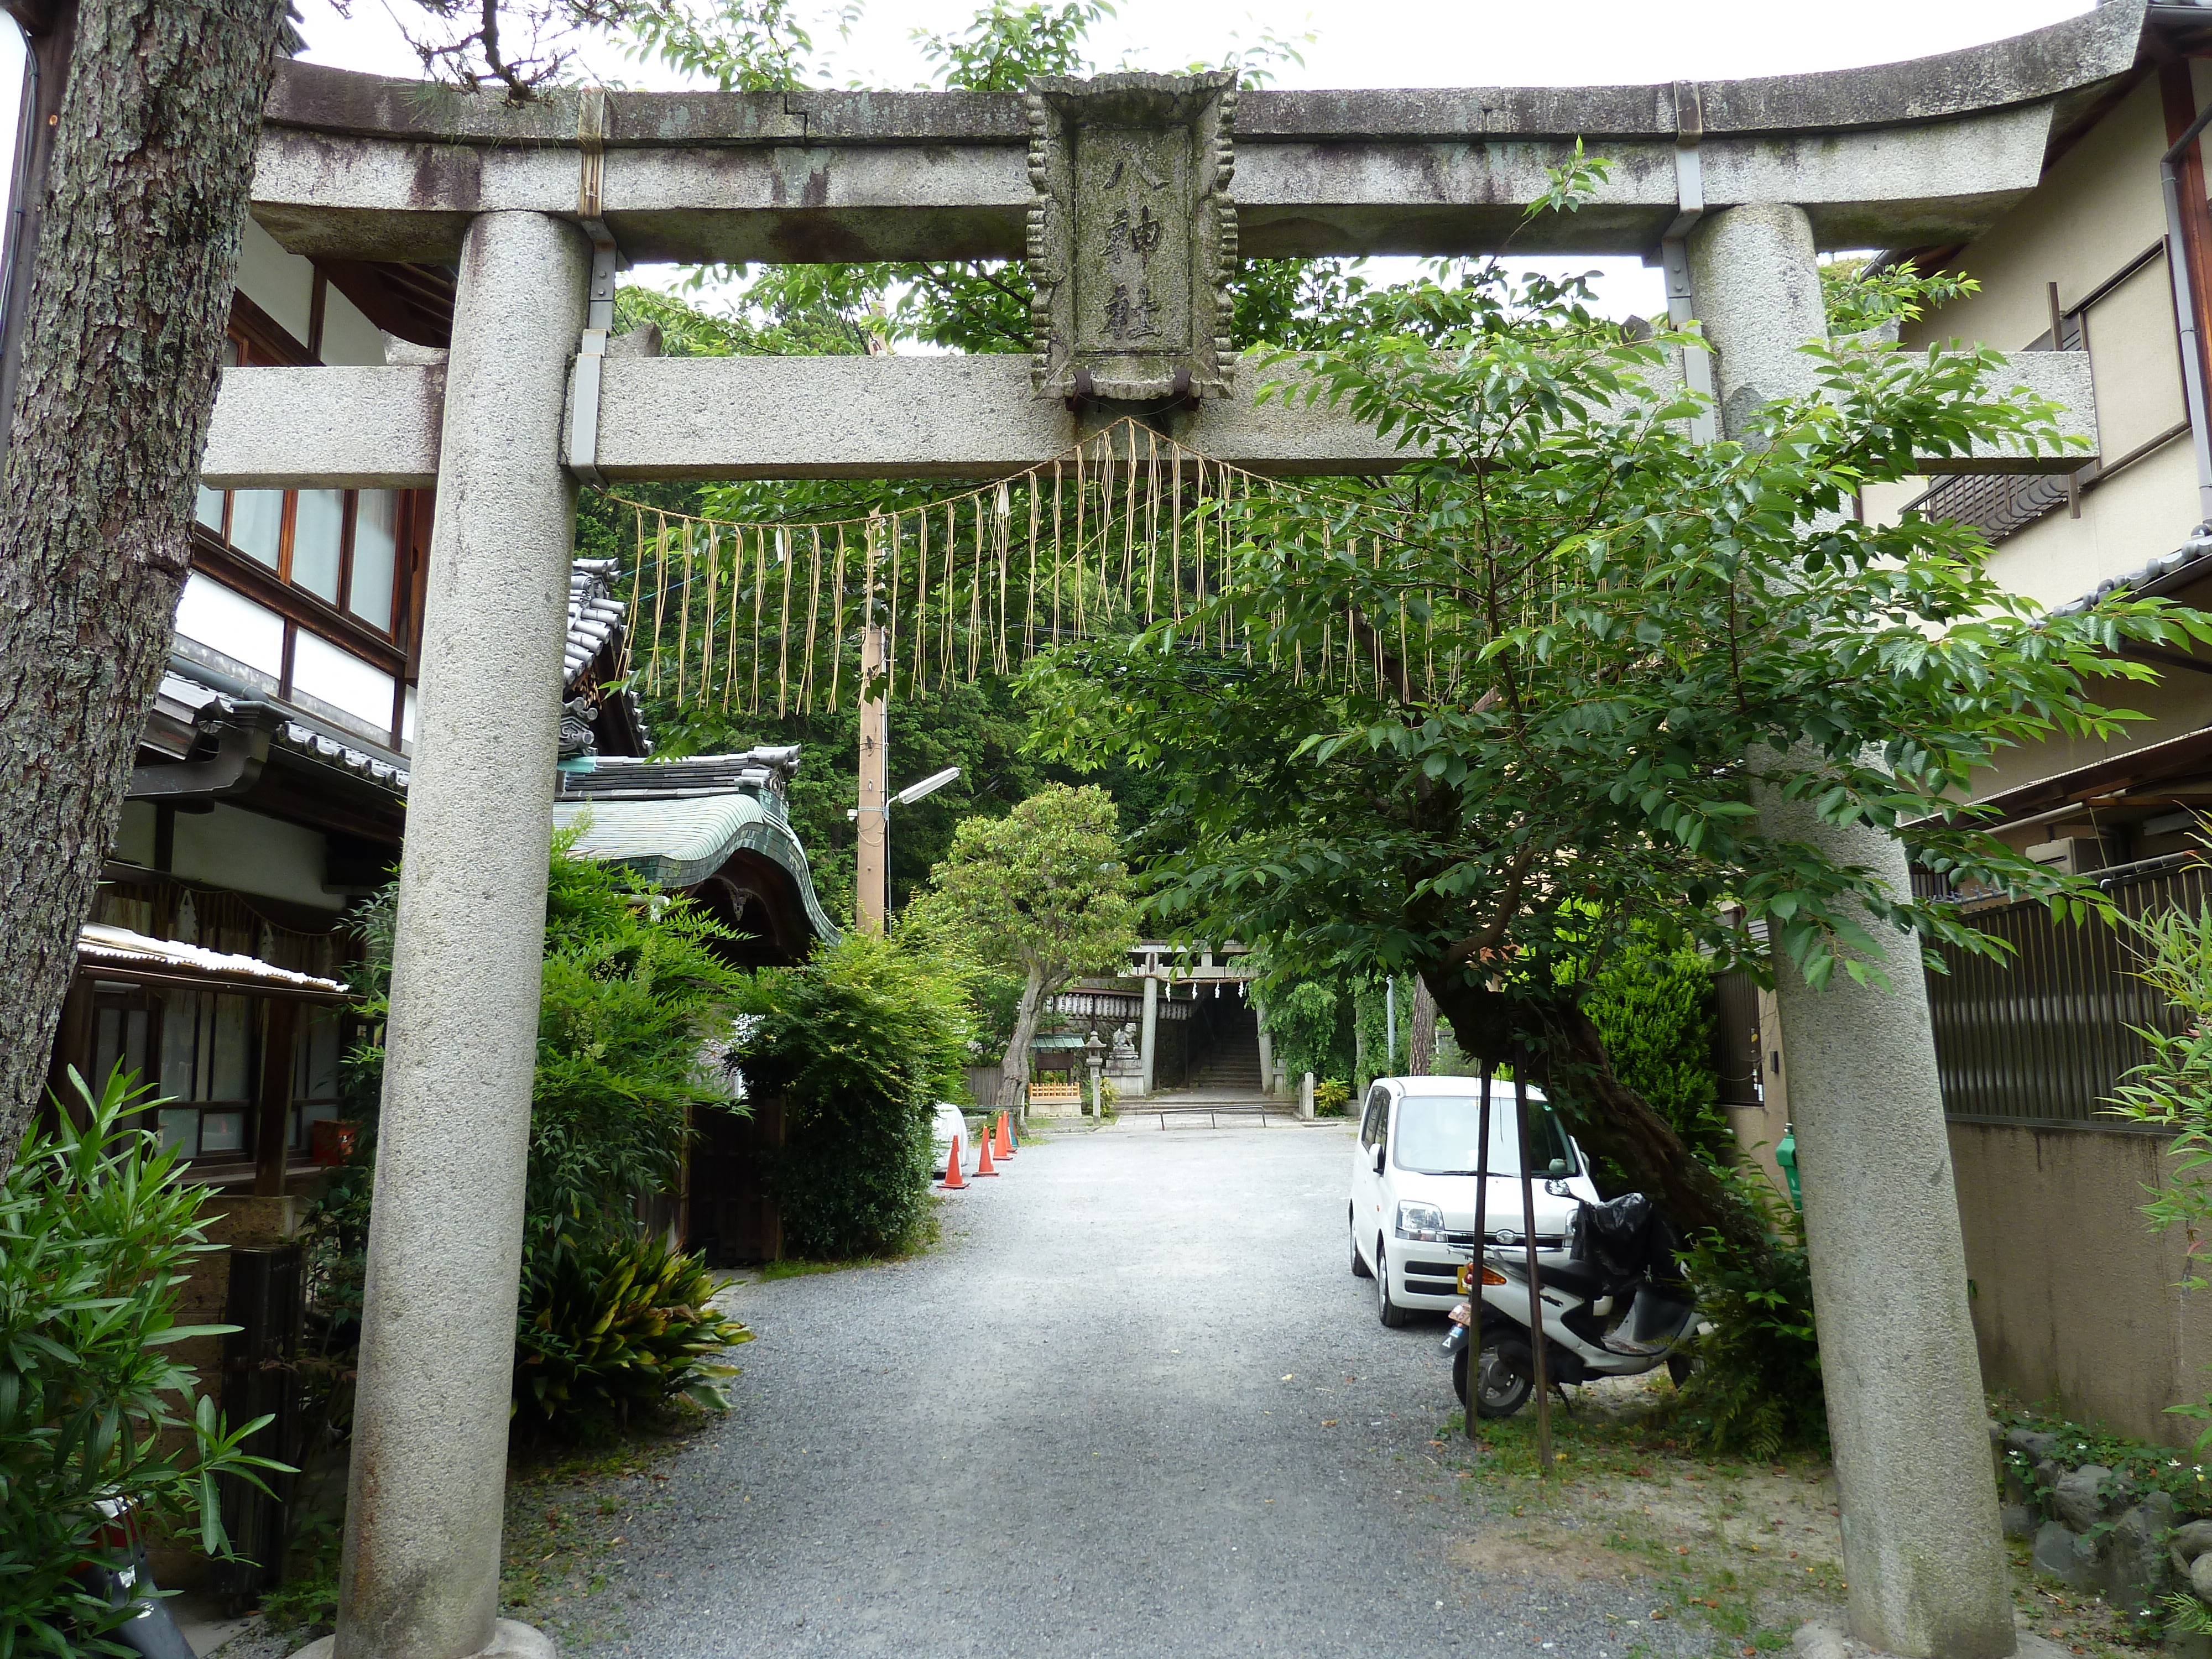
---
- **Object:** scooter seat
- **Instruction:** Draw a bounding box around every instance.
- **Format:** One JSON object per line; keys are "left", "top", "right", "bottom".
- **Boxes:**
{"left": 1517, "top": 1256, "right": 1610, "bottom": 1303}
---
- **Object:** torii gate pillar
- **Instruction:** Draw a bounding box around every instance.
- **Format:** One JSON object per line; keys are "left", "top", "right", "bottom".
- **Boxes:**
{"left": 321, "top": 211, "right": 587, "bottom": 1659}
{"left": 1691, "top": 202, "right": 2013, "bottom": 1659}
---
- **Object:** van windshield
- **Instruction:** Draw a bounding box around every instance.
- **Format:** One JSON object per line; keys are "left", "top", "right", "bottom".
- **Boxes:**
{"left": 1393, "top": 1092, "right": 1575, "bottom": 1177}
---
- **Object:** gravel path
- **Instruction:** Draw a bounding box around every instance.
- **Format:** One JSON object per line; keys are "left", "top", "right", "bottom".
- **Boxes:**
{"left": 567, "top": 1120, "right": 1695, "bottom": 1659}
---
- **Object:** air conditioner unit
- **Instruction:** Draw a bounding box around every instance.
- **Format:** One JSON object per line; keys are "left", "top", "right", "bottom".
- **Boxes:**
{"left": 2025, "top": 836, "right": 2106, "bottom": 876}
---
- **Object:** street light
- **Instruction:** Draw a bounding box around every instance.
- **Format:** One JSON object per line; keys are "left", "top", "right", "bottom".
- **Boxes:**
{"left": 891, "top": 765, "right": 960, "bottom": 807}
{"left": 847, "top": 766, "right": 961, "bottom": 925}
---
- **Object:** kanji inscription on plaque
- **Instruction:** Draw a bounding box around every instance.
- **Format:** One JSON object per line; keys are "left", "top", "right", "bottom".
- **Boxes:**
{"left": 1025, "top": 71, "right": 1237, "bottom": 402}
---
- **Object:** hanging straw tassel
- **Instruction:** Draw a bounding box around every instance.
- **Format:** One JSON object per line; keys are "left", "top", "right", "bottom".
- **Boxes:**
{"left": 674, "top": 520, "right": 693, "bottom": 707}
{"left": 1050, "top": 458, "right": 1064, "bottom": 648}
{"left": 801, "top": 526, "right": 823, "bottom": 714}
{"left": 828, "top": 524, "right": 849, "bottom": 711}
{"left": 885, "top": 513, "right": 901, "bottom": 702}
{"left": 700, "top": 524, "right": 718, "bottom": 708}
{"left": 1169, "top": 440, "right": 1185, "bottom": 625}
{"left": 995, "top": 481, "right": 1013, "bottom": 676}
{"left": 777, "top": 528, "right": 795, "bottom": 717}
{"left": 622, "top": 508, "right": 646, "bottom": 681}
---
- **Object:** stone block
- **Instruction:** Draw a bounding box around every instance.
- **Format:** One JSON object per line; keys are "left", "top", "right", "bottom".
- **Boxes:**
{"left": 2033, "top": 1519, "right": 2102, "bottom": 1592}
{"left": 2105, "top": 1493, "right": 2177, "bottom": 1616}
{"left": 2001, "top": 1504, "right": 2037, "bottom": 1540}
{"left": 2052, "top": 1464, "right": 2114, "bottom": 1532}
{"left": 2192, "top": 1552, "right": 2212, "bottom": 1604}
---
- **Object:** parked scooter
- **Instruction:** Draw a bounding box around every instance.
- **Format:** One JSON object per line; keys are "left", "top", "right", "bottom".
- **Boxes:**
{"left": 71, "top": 1497, "right": 200, "bottom": 1658}
{"left": 1442, "top": 1191, "right": 1697, "bottom": 1418}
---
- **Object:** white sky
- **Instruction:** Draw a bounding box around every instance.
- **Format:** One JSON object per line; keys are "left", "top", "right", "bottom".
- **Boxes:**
{"left": 294, "top": 0, "right": 2098, "bottom": 320}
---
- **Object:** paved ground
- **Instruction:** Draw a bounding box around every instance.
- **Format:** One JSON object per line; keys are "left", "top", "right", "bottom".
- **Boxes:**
{"left": 566, "top": 1120, "right": 1699, "bottom": 1659}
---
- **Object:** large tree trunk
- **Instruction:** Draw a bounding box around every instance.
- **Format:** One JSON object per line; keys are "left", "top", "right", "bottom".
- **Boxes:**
{"left": 997, "top": 964, "right": 1051, "bottom": 1116}
{"left": 0, "top": 0, "right": 288, "bottom": 1176}
{"left": 1423, "top": 969, "right": 1771, "bottom": 1263}
{"left": 1408, "top": 976, "right": 1436, "bottom": 1076}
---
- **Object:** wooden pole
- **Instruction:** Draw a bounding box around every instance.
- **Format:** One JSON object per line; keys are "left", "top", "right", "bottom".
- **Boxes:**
{"left": 1516, "top": 1067, "right": 1553, "bottom": 1474}
{"left": 857, "top": 521, "right": 888, "bottom": 934}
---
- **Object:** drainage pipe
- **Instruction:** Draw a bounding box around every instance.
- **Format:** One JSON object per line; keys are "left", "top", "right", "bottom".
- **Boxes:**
{"left": 2160, "top": 94, "right": 2212, "bottom": 525}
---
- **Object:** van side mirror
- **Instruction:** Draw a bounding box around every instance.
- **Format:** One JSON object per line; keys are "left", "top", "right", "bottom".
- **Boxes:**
{"left": 1547, "top": 1157, "right": 1569, "bottom": 1178}
{"left": 1371, "top": 1143, "right": 1386, "bottom": 1175}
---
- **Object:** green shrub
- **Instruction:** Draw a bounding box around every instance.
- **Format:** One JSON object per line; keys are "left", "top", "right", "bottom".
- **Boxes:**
{"left": 513, "top": 1234, "right": 752, "bottom": 1439}
{"left": 1671, "top": 1176, "right": 1827, "bottom": 1458}
{"left": 1582, "top": 933, "right": 1728, "bottom": 1166}
{"left": 307, "top": 839, "right": 752, "bottom": 1443}
{"left": 1, "top": 1068, "right": 285, "bottom": 1655}
{"left": 735, "top": 931, "right": 973, "bottom": 1259}
{"left": 1314, "top": 1078, "right": 1351, "bottom": 1115}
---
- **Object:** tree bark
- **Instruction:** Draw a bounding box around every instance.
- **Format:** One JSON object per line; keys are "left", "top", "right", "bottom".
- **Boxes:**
{"left": 997, "top": 964, "right": 1051, "bottom": 1115}
{"left": 1408, "top": 975, "right": 1436, "bottom": 1076}
{"left": 0, "top": 0, "right": 289, "bottom": 1176}
{"left": 1423, "top": 969, "right": 1771, "bottom": 1263}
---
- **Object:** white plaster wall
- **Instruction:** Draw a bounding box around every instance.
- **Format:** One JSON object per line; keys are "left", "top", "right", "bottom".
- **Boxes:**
{"left": 235, "top": 217, "right": 314, "bottom": 349}
{"left": 170, "top": 801, "right": 339, "bottom": 911}
{"left": 1907, "top": 79, "right": 2173, "bottom": 355}
{"left": 318, "top": 285, "right": 387, "bottom": 367}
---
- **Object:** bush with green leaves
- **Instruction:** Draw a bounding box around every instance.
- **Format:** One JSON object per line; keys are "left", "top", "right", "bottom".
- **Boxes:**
{"left": 307, "top": 837, "right": 754, "bottom": 1441}
{"left": 2106, "top": 893, "right": 2212, "bottom": 1451}
{"left": 1671, "top": 1178, "right": 1827, "bottom": 1458}
{"left": 1313, "top": 1078, "right": 1351, "bottom": 1115}
{"left": 2, "top": 1068, "right": 285, "bottom": 1655}
{"left": 513, "top": 1233, "right": 753, "bottom": 1440}
{"left": 732, "top": 930, "right": 974, "bottom": 1259}
{"left": 1581, "top": 932, "right": 1728, "bottom": 1172}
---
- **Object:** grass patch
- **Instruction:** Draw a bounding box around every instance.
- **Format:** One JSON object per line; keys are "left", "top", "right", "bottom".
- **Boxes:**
{"left": 1432, "top": 1379, "right": 1841, "bottom": 1657}
{"left": 752, "top": 1197, "right": 947, "bottom": 1281}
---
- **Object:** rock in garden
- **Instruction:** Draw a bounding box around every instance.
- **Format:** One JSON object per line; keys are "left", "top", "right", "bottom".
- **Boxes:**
{"left": 2005, "top": 1427, "right": 2060, "bottom": 1464}
{"left": 2171, "top": 1518, "right": 2212, "bottom": 1572}
{"left": 2033, "top": 1519, "right": 2101, "bottom": 1591}
{"left": 2102, "top": 1493, "right": 2174, "bottom": 1614}
{"left": 2000, "top": 1504, "right": 2036, "bottom": 1540}
{"left": 2051, "top": 1464, "right": 2113, "bottom": 1532}
{"left": 2190, "top": 1550, "right": 2212, "bottom": 1604}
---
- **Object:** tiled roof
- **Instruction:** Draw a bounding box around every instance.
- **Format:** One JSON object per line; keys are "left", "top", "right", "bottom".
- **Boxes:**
{"left": 556, "top": 748, "right": 799, "bottom": 803}
{"left": 2052, "top": 526, "right": 2212, "bottom": 616}
{"left": 78, "top": 921, "right": 350, "bottom": 997}
{"left": 275, "top": 718, "right": 410, "bottom": 790}
{"left": 551, "top": 790, "right": 839, "bottom": 943}
{"left": 156, "top": 670, "right": 413, "bottom": 793}
{"left": 566, "top": 558, "right": 627, "bottom": 685}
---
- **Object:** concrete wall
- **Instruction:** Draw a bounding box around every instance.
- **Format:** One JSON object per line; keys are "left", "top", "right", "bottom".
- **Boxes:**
{"left": 1950, "top": 1119, "right": 2212, "bottom": 1444}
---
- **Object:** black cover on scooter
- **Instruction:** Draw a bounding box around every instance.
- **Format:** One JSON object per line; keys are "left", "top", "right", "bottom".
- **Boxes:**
{"left": 1572, "top": 1192, "right": 1682, "bottom": 1292}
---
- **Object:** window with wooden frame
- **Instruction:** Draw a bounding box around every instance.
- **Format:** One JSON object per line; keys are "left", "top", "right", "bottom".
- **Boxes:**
{"left": 183, "top": 291, "right": 430, "bottom": 752}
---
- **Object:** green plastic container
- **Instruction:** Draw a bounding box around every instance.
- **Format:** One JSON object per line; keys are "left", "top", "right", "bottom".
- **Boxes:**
{"left": 1776, "top": 1123, "right": 1801, "bottom": 1208}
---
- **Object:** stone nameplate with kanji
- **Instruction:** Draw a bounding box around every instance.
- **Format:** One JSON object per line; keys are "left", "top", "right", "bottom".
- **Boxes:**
{"left": 1026, "top": 70, "right": 1238, "bottom": 403}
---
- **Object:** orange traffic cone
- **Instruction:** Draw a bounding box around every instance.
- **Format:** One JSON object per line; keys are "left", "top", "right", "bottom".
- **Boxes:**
{"left": 975, "top": 1131, "right": 999, "bottom": 1176}
{"left": 1007, "top": 1115, "right": 1020, "bottom": 1152}
{"left": 940, "top": 1135, "right": 967, "bottom": 1190}
{"left": 994, "top": 1112, "right": 1016, "bottom": 1159}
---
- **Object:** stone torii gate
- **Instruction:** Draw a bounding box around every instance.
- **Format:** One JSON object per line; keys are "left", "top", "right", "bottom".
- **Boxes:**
{"left": 204, "top": 11, "right": 2147, "bottom": 1657}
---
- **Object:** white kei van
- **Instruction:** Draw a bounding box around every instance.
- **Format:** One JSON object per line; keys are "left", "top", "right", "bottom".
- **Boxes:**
{"left": 1349, "top": 1074, "right": 1602, "bottom": 1324}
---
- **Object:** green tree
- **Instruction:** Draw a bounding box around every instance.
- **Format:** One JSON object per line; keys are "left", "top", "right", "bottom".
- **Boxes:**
{"left": 1580, "top": 932, "right": 1727, "bottom": 1175}
{"left": 1023, "top": 167, "right": 2208, "bottom": 1257}
{"left": 0, "top": 0, "right": 293, "bottom": 1178}
{"left": 2, "top": 1070, "right": 285, "bottom": 1652}
{"left": 731, "top": 930, "right": 974, "bottom": 1257}
{"left": 918, "top": 783, "right": 1137, "bottom": 1111}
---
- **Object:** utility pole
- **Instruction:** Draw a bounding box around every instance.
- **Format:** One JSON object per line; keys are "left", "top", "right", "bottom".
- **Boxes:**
{"left": 856, "top": 519, "right": 887, "bottom": 933}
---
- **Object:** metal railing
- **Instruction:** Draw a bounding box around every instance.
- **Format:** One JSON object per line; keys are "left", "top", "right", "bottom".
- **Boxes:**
{"left": 1926, "top": 856, "right": 2209, "bottom": 1125}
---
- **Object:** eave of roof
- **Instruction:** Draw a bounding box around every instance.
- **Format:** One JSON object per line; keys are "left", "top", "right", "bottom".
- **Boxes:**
{"left": 551, "top": 794, "right": 840, "bottom": 943}
{"left": 78, "top": 922, "right": 351, "bottom": 1001}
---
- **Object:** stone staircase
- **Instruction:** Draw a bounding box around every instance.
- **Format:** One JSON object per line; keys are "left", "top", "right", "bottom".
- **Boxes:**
{"left": 1189, "top": 1032, "right": 1263, "bottom": 1093}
